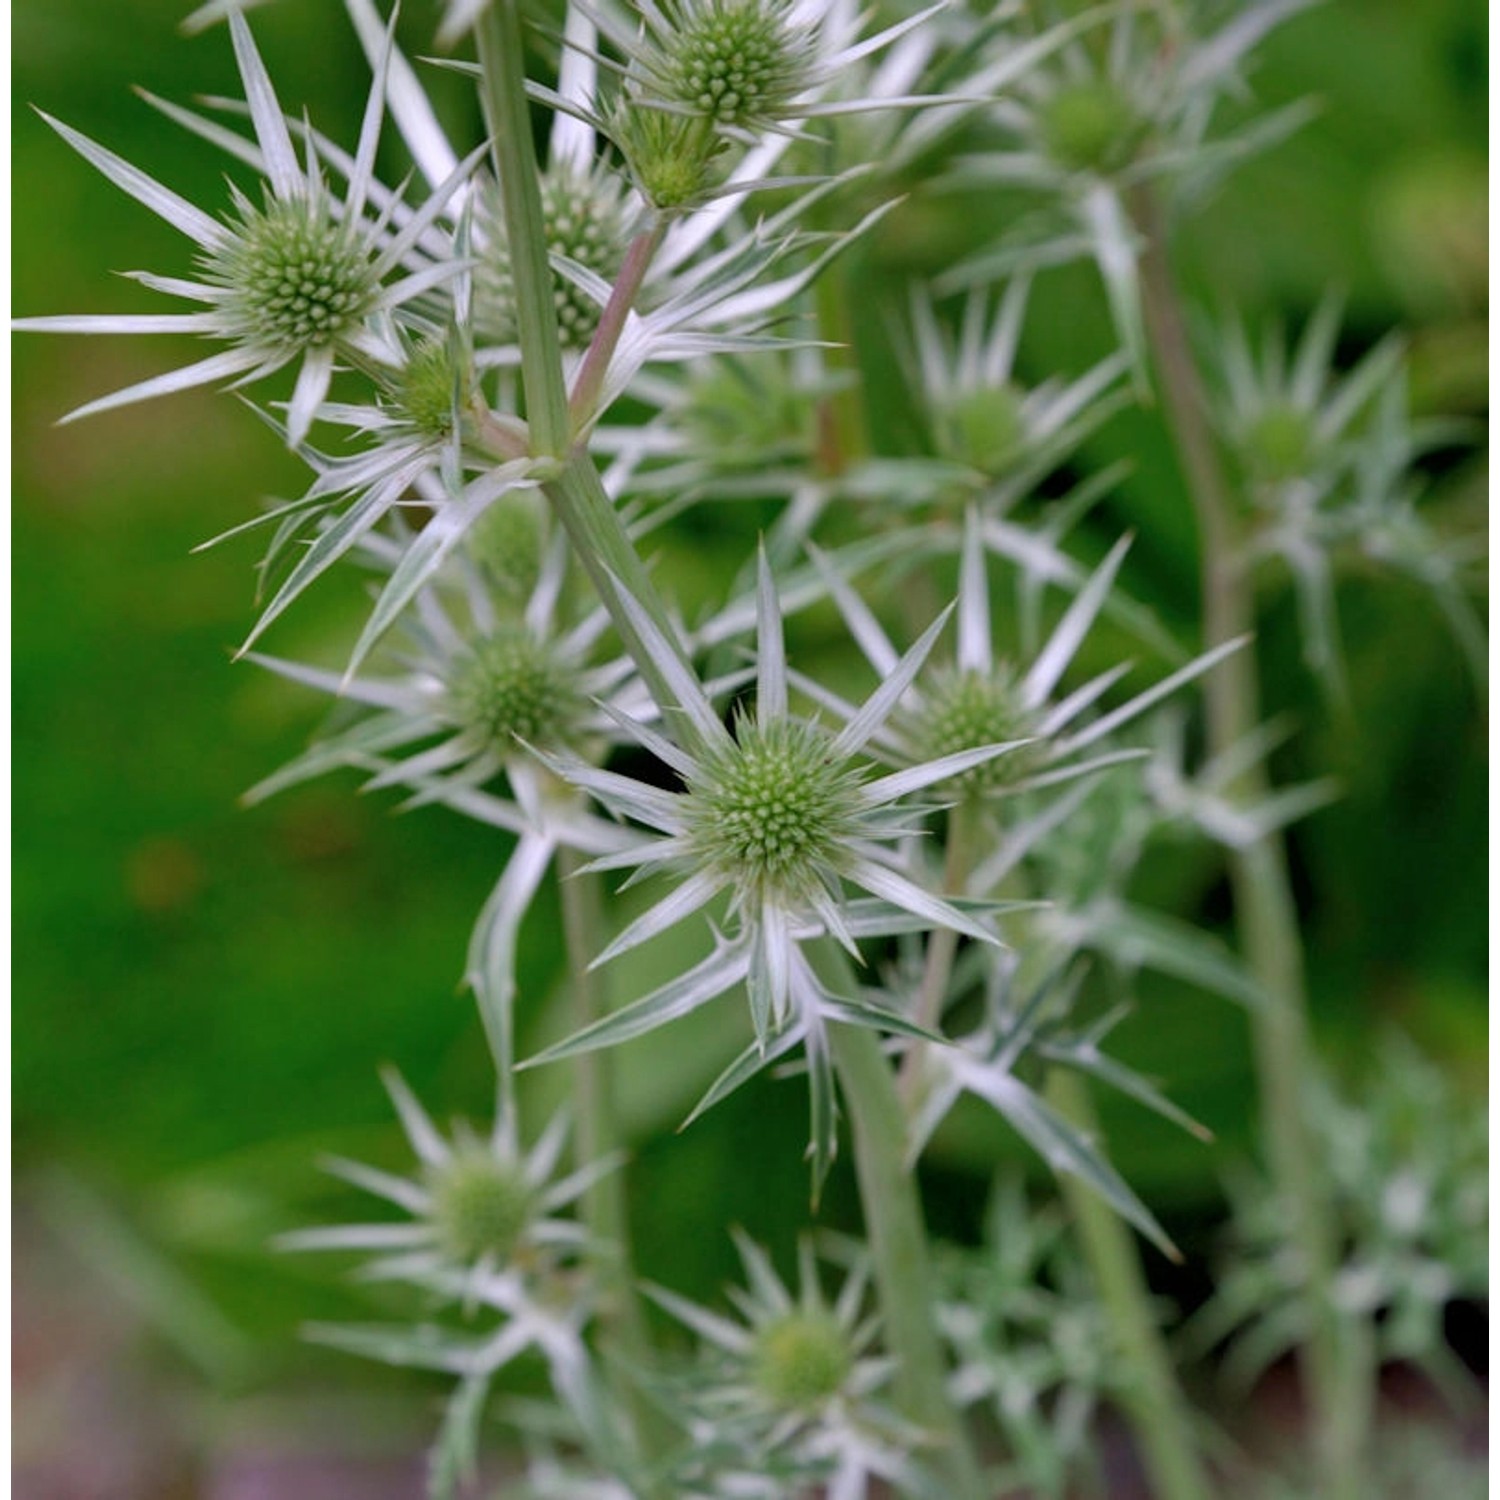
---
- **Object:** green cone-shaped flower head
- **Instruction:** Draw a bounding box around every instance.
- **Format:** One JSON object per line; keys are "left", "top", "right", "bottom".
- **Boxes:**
{"left": 1242, "top": 401, "right": 1319, "bottom": 484}
{"left": 481, "top": 163, "right": 628, "bottom": 348}
{"left": 448, "top": 628, "right": 583, "bottom": 755}
{"left": 392, "top": 337, "right": 471, "bottom": 440}
{"left": 428, "top": 1149, "right": 535, "bottom": 1264}
{"left": 1039, "top": 79, "right": 1146, "bottom": 175}
{"left": 688, "top": 718, "right": 865, "bottom": 902}
{"left": 642, "top": 0, "right": 814, "bottom": 128}
{"left": 211, "top": 196, "right": 378, "bottom": 352}
{"left": 913, "top": 667, "right": 1038, "bottom": 793}
{"left": 465, "top": 491, "right": 548, "bottom": 602}
{"left": 937, "top": 384, "right": 1030, "bottom": 476}
{"left": 753, "top": 1309, "right": 853, "bottom": 1408}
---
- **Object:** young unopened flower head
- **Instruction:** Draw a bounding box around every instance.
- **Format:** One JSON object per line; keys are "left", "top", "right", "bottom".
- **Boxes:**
{"left": 279, "top": 1068, "right": 615, "bottom": 1289}
{"left": 14, "top": 12, "right": 479, "bottom": 447}
{"left": 648, "top": 1233, "right": 924, "bottom": 1498}
{"left": 903, "top": 279, "right": 1128, "bottom": 508}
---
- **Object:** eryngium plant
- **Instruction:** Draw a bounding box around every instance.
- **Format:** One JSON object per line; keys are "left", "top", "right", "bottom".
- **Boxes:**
{"left": 17, "top": 1, "right": 1482, "bottom": 1497}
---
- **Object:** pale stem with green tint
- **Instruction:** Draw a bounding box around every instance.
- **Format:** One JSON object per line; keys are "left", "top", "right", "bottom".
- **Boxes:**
{"left": 1132, "top": 185, "right": 1364, "bottom": 1500}
{"left": 474, "top": 0, "right": 570, "bottom": 456}
{"left": 1045, "top": 1068, "right": 1212, "bottom": 1500}
{"left": 817, "top": 994, "right": 987, "bottom": 1500}
{"left": 475, "top": 19, "right": 985, "bottom": 1487}
{"left": 898, "top": 799, "right": 979, "bottom": 1101}
{"left": 555, "top": 844, "right": 665, "bottom": 1469}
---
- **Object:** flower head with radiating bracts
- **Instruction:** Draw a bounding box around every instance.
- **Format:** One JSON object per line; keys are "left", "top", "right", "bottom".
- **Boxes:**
{"left": 280, "top": 1068, "right": 617, "bottom": 1293}
{"left": 903, "top": 278, "right": 1128, "bottom": 505}
{"left": 525, "top": 550, "right": 1029, "bottom": 1191}
{"left": 14, "top": 11, "right": 479, "bottom": 447}
{"left": 809, "top": 509, "right": 1246, "bottom": 807}
{"left": 647, "top": 1233, "right": 930, "bottom": 1500}
{"left": 244, "top": 525, "right": 653, "bottom": 1077}
{"left": 592, "top": 0, "right": 948, "bottom": 141}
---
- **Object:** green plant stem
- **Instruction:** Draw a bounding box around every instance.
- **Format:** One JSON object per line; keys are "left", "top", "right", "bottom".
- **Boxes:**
{"left": 1132, "top": 185, "right": 1362, "bottom": 1499}
{"left": 556, "top": 848, "right": 648, "bottom": 1336}
{"left": 1046, "top": 1069, "right": 1212, "bottom": 1500}
{"left": 898, "top": 800, "right": 979, "bottom": 1102}
{"left": 475, "top": 0, "right": 570, "bottom": 456}
{"left": 821, "top": 1013, "right": 987, "bottom": 1500}
{"left": 556, "top": 846, "right": 668, "bottom": 1477}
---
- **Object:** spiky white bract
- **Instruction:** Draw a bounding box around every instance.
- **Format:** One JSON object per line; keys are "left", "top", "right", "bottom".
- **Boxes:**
{"left": 647, "top": 1233, "right": 931, "bottom": 1500}
{"left": 904, "top": 278, "right": 1128, "bottom": 503}
{"left": 902, "top": 953, "right": 1179, "bottom": 1258}
{"left": 525, "top": 551, "right": 1027, "bottom": 1191}
{"left": 1207, "top": 303, "right": 1485, "bottom": 687}
{"left": 15, "top": 13, "right": 478, "bottom": 447}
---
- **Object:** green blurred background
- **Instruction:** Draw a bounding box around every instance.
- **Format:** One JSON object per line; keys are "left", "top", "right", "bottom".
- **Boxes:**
{"left": 12, "top": 0, "right": 1486, "bottom": 1488}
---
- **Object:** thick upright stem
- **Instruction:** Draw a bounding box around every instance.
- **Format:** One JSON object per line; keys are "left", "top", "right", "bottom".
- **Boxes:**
{"left": 1133, "top": 186, "right": 1362, "bottom": 1499}
{"left": 475, "top": 0, "right": 570, "bottom": 456}
{"left": 1046, "top": 1070, "right": 1212, "bottom": 1500}
{"left": 825, "top": 1020, "right": 987, "bottom": 1500}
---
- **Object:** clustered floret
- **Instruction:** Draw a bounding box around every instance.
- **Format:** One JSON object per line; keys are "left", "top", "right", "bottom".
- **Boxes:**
{"left": 213, "top": 197, "right": 377, "bottom": 350}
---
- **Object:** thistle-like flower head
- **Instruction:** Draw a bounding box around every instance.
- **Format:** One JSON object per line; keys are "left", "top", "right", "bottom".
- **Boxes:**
{"left": 479, "top": 161, "right": 631, "bottom": 348}
{"left": 647, "top": 1233, "right": 926, "bottom": 1498}
{"left": 15, "top": 11, "right": 479, "bottom": 446}
{"left": 280, "top": 1068, "right": 616, "bottom": 1291}
{"left": 526, "top": 549, "right": 1028, "bottom": 1190}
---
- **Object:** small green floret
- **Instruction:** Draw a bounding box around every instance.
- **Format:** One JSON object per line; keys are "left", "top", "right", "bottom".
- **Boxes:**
{"left": 915, "top": 668, "right": 1036, "bottom": 793}
{"left": 428, "top": 1150, "right": 534, "bottom": 1263}
{"left": 753, "top": 1310, "right": 851, "bottom": 1408}
{"left": 1242, "top": 402, "right": 1318, "bottom": 483}
{"left": 395, "top": 338, "right": 468, "bottom": 439}
{"left": 657, "top": 0, "right": 811, "bottom": 127}
{"left": 449, "top": 630, "right": 580, "bottom": 755}
{"left": 613, "top": 102, "right": 726, "bottom": 211}
{"left": 939, "top": 385, "right": 1030, "bottom": 476}
{"left": 691, "top": 719, "right": 862, "bottom": 899}
{"left": 482, "top": 166, "right": 627, "bottom": 347}
{"left": 465, "top": 491, "right": 546, "bottom": 602}
{"left": 1039, "top": 80, "right": 1144, "bottom": 175}
{"left": 215, "top": 198, "right": 377, "bottom": 350}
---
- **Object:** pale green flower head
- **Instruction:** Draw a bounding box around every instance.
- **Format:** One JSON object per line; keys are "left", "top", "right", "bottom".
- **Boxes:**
{"left": 279, "top": 1068, "right": 617, "bottom": 1284}
{"left": 15, "top": 10, "right": 479, "bottom": 448}
{"left": 646, "top": 1231, "right": 927, "bottom": 1496}
{"left": 620, "top": 0, "right": 816, "bottom": 131}
{"left": 479, "top": 162, "right": 630, "bottom": 348}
